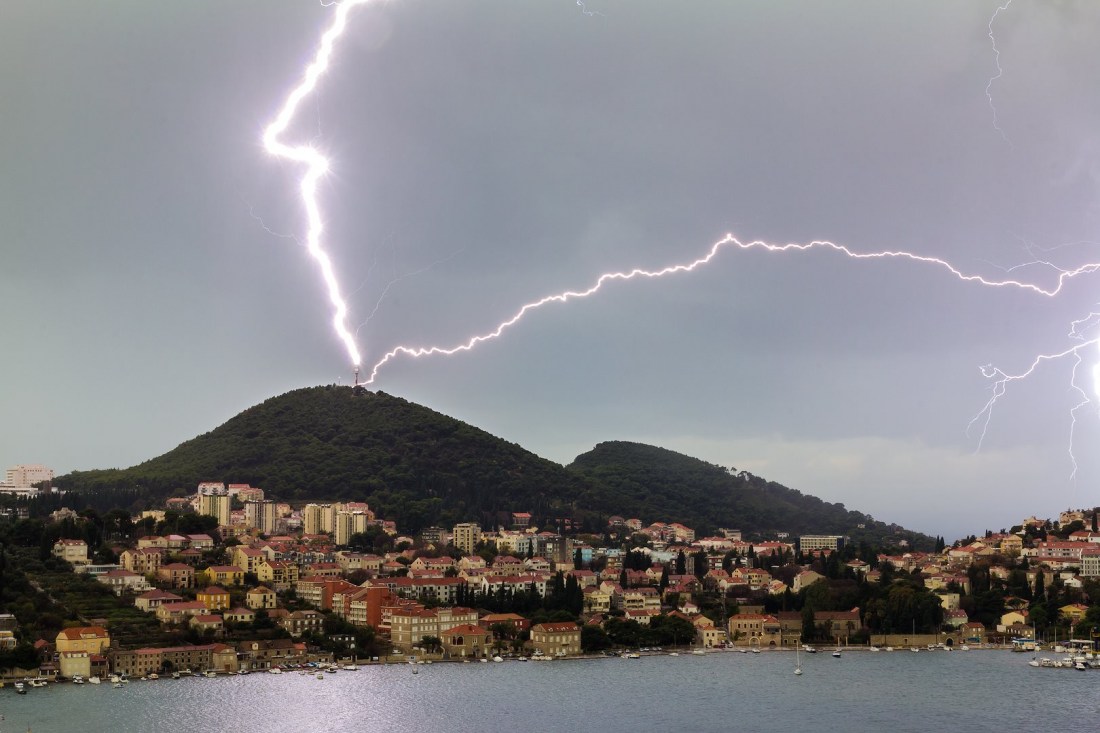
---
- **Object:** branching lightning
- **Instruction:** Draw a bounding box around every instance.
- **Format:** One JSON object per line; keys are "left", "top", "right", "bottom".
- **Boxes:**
{"left": 362, "top": 232, "right": 1100, "bottom": 383}
{"left": 985, "top": 0, "right": 1014, "bottom": 146}
{"left": 263, "top": 0, "right": 369, "bottom": 367}
{"left": 265, "top": 1, "right": 1100, "bottom": 482}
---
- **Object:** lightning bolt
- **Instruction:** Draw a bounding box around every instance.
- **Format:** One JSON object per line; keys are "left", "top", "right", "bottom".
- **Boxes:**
{"left": 985, "top": 0, "right": 1014, "bottom": 147}
{"left": 577, "top": 1, "right": 606, "bottom": 18}
{"left": 362, "top": 232, "right": 1100, "bottom": 383}
{"left": 263, "top": 0, "right": 369, "bottom": 367}
{"left": 265, "top": 2, "right": 1099, "bottom": 482}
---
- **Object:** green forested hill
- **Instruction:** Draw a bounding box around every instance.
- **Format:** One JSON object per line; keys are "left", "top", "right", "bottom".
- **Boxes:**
{"left": 53, "top": 387, "right": 931, "bottom": 547}
{"left": 569, "top": 441, "right": 928, "bottom": 548}
{"left": 54, "top": 386, "right": 596, "bottom": 531}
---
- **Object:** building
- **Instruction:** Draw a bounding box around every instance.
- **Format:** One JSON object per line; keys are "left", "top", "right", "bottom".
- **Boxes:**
{"left": 529, "top": 622, "right": 582, "bottom": 657}
{"left": 111, "top": 644, "right": 227, "bottom": 676}
{"left": 202, "top": 565, "right": 245, "bottom": 586}
{"left": 120, "top": 548, "right": 162, "bottom": 575}
{"left": 281, "top": 610, "right": 325, "bottom": 638}
{"left": 334, "top": 509, "right": 373, "bottom": 546}
{"left": 134, "top": 589, "right": 184, "bottom": 613}
{"left": 257, "top": 559, "right": 299, "bottom": 591}
{"left": 441, "top": 624, "right": 491, "bottom": 658}
{"left": 389, "top": 606, "right": 480, "bottom": 651}
{"left": 56, "top": 626, "right": 110, "bottom": 655}
{"left": 245, "top": 500, "right": 278, "bottom": 535}
{"left": 157, "top": 601, "right": 210, "bottom": 624}
{"left": 303, "top": 504, "right": 337, "bottom": 535}
{"left": 798, "top": 535, "right": 845, "bottom": 552}
{"left": 156, "top": 562, "right": 195, "bottom": 590}
{"left": 197, "top": 586, "right": 232, "bottom": 611}
{"left": 5, "top": 464, "right": 53, "bottom": 488}
{"left": 246, "top": 586, "right": 277, "bottom": 610}
{"left": 453, "top": 523, "right": 483, "bottom": 554}
{"left": 197, "top": 493, "right": 230, "bottom": 527}
{"left": 53, "top": 539, "right": 89, "bottom": 566}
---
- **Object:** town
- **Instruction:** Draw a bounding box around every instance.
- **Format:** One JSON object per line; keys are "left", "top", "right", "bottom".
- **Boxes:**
{"left": 3, "top": 464, "right": 1100, "bottom": 687}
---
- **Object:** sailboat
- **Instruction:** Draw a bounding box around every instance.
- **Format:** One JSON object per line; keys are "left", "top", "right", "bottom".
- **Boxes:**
{"left": 794, "top": 640, "right": 803, "bottom": 675}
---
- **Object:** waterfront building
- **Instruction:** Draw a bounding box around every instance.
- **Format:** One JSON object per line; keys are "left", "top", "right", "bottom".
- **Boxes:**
{"left": 56, "top": 626, "right": 111, "bottom": 655}
{"left": 529, "top": 622, "right": 581, "bottom": 657}
{"left": 441, "top": 624, "right": 491, "bottom": 658}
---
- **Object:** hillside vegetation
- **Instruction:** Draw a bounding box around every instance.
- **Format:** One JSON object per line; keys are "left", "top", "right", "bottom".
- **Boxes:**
{"left": 53, "top": 386, "right": 931, "bottom": 547}
{"left": 570, "top": 441, "right": 924, "bottom": 547}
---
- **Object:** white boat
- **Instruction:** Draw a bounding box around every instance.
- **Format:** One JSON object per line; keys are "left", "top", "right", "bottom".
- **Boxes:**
{"left": 832, "top": 648, "right": 841, "bottom": 658}
{"left": 113, "top": 682, "right": 123, "bottom": 689}
{"left": 88, "top": 676, "right": 101, "bottom": 684}
{"left": 492, "top": 656, "right": 504, "bottom": 662}
{"left": 316, "top": 672, "right": 324, "bottom": 679}
{"left": 795, "top": 640, "right": 803, "bottom": 676}
{"left": 869, "top": 646, "right": 880, "bottom": 652}
{"left": 269, "top": 667, "right": 283, "bottom": 674}
{"left": 669, "top": 652, "right": 680, "bottom": 657}
{"left": 109, "top": 675, "right": 121, "bottom": 683}
{"left": 171, "top": 671, "right": 180, "bottom": 679}
{"left": 691, "top": 649, "right": 706, "bottom": 656}
{"left": 29, "top": 678, "right": 48, "bottom": 688}
{"left": 148, "top": 673, "right": 159, "bottom": 680}
{"left": 15, "top": 681, "right": 26, "bottom": 694}
{"left": 73, "top": 675, "right": 86, "bottom": 684}
{"left": 204, "top": 670, "right": 217, "bottom": 678}
{"left": 342, "top": 664, "right": 358, "bottom": 671}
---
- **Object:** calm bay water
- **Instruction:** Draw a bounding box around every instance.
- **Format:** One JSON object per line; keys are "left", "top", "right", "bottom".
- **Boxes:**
{"left": 3, "top": 650, "right": 1099, "bottom": 733}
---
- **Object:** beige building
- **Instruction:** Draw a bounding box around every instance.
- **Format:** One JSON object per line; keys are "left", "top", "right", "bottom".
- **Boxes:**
{"left": 56, "top": 626, "right": 110, "bottom": 655}
{"left": 245, "top": 500, "right": 277, "bottom": 534}
{"left": 53, "top": 538, "right": 89, "bottom": 565}
{"left": 303, "top": 503, "right": 337, "bottom": 535}
{"left": 335, "top": 509, "right": 373, "bottom": 546}
{"left": 5, "top": 464, "right": 53, "bottom": 487}
{"left": 389, "top": 606, "right": 480, "bottom": 651}
{"left": 453, "top": 523, "right": 483, "bottom": 554}
{"left": 529, "top": 622, "right": 582, "bottom": 657}
{"left": 156, "top": 562, "right": 195, "bottom": 589}
{"left": 246, "top": 586, "right": 277, "bottom": 610}
{"left": 120, "top": 548, "right": 162, "bottom": 575}
{"left": 441, "top": 624, "right": 491, "bottom": 658}
{"left": 197, "top": 493, "right": 230, "bottom": 526}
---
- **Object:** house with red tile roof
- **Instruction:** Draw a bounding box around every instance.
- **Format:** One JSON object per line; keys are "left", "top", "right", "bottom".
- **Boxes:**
{"left": 529, "top": 622, "right": 581, "bottom": 657}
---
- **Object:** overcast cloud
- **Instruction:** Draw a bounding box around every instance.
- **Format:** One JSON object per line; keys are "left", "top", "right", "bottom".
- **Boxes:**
{"left": 3, "top": 1, "right": 1099, "bottom": 540}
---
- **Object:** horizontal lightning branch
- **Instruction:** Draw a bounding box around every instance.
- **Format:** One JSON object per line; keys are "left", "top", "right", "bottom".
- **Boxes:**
{"left": 363, "top": 232, "right": 1100, "bottom": 383}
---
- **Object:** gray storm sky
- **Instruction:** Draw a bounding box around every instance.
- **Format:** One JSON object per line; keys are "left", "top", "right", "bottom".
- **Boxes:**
{"left": 3, "top": 1, "right": 1099, "bottom": 541}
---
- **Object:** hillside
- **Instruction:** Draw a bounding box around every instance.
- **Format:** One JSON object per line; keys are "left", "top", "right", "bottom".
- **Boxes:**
{"left": 54, "top": 386, "right": 932, "bottom": 547}
{"left": 54, "top": 386, "right": 598, "bottom": 531}
{"left": 568, "top": 441, "right": 928, "bottom": 548}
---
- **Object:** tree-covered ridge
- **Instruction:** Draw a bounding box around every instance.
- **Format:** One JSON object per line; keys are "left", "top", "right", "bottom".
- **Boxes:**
{"left": 568, "top": 441, "right": 930, "bottom": 548}
{"left": 53, "top": 387, "right": 931, "bottom": 547}
{"left": 55, "top": 386, "right": 597, "bottom": 531}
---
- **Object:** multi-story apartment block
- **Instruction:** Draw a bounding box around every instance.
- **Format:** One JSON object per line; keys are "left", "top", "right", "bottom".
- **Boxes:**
{"left": 245, "top": 500, "right": 277, "bottom": 535}
{"left": 453, "top": 523, "right": 482, "bottom": 554}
